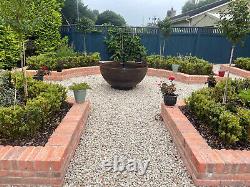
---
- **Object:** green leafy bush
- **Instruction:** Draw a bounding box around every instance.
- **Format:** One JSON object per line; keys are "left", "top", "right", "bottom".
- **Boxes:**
{"left": 186, "top": 79, "right": 250, "bottom": 145}
{"left": 27, "top": 52, "right": 100, "bottom": 70}
{"left": 105, "top": 28, "right": 147, "bottom": 62}
{"left": 0, "top": 23, "right": 20, "bottom": 69}
{"left": 0, "top": 73, "right": 67, "bottom": 139}
{"left": 235, "top": 58, "right": 250, "bottom": 71}
{"left": 146, "top": 55, "right": 213, "bottom": 75}
{"left": 69, "top": 83, "right": 91, "bottom": 91}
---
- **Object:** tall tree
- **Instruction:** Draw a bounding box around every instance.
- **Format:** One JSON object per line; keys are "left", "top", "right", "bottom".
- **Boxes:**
{"left": 182, "top": 0, "right": 218, "bottom": 13}
{"left": 96, "top": 10, "right": 126, "bottom": 26}
{"left": 158, "top": 17, "right": 172, "bottom": 57}
{"left": 62, "top": 0, "right": 98, "bottom": 24}
{"left": 0, "top": 0, "right": 63, "bottom": 97}
{"left": 218, "top": 0, "right": 250, "bottom": 103}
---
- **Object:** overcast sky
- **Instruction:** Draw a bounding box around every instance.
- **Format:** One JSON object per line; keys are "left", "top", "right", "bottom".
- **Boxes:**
{"left": 84, "top": 0, "right": 188, "bottom": 26}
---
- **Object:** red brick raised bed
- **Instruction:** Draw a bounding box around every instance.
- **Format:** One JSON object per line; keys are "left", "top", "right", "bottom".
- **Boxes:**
{"left": 161, "top": 101, "right": 250, "bottom": 186}
{"left": 147, "top": 68, "right": 224, "bottom": 84}
{"left": 221, "top": 64, "right": 250, "bottom": 78}
{"left": 27, "top": 66, "right": 100, "bottom": 81}
{"left": 0, "top": 101, "right": 91, "bottom": 187}
{"left": 26, "top": 65, "right": 224, "bottom": 84}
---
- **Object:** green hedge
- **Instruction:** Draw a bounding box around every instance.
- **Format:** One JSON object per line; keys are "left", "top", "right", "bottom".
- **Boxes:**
{"left": 186, "top": 79, "right": 250, "bottom": 144}
{"left": 27, "top": 52, "right": 101, "bottom": 70}
{"left": 146, "top": 55, "right": 213, "bottom": 75}
{"left": 0, "top": 73, "right": 67, "bottom": 139}
{"left": 235, "top": 58, "right": 250, "bottom": 71}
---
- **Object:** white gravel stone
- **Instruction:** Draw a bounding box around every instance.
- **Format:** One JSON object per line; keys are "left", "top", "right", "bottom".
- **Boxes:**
{"left": 52, "top": 75, "right": 205, "bottom": 187}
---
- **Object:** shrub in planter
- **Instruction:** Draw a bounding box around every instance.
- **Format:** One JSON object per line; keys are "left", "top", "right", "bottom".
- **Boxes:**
{"left": 0, "top": 73, "right": 66, "bottom": 139}
{"left": 206, "top": 74, "right": 217, "bottom": 88}
{"left": 234, "top": 58, "right": 250, "bottom": 71}
{"left": 187, "top": 79, "right": 250, "bottom": 145}
{"left": 27, "top": 52, "right": 100, "bottom": 70}
{"left": 69, "top": 83, "right": 91, "bottom": 104}
{"left": 146, "top": 55, "right": 213, "bottom": 75}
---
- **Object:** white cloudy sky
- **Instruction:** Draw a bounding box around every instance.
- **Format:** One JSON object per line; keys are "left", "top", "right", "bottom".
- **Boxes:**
{"left": 84, "top": 0, "right": 188, "bottom": 26}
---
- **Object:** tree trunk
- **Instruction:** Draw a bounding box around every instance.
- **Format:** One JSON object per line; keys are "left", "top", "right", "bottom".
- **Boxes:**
{"left": 223, "top": 45, "right": 235, "bottom": 104}
{"left": 20, "top": 41, "right": 28, "bottom": 98}
{"left": 163, "top": 40, "right": 166, "bottom": 56}
{"left": 83, "top": 35, "right": 87, "bottom": 56}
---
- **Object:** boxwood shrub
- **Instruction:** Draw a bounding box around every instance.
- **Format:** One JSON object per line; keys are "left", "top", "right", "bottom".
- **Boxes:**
{"left": 146, "top": 55, "right": 213, "bottom": 75}
{"left": 235, "top": 58, "right": 250, "bottom": 71}
{"left": 186, "top": 79, "right": 250, "bottom": 144}
{"left": 27, "top": 52, "right": 100, "bottom": 70}
{"left": 0, "top": 72, "right": 67, "bottom": 139}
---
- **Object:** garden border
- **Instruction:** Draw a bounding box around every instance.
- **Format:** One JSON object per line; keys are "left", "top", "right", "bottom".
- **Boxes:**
{"left": 27, "top": 65, "right": 224, "bottom": 84}
{"left": 161, "top": 100, "right": 250, "bottom": 186}
{"left": 0, "top": 100, "right": 91, "bottom": 187}
{"left": 220, "top": 64, "right": 250, "bottom": 78}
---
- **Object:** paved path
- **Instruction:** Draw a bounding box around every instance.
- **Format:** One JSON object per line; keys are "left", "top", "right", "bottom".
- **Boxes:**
{"left": 57, "top": 75, "right": 205, "bottom": 187}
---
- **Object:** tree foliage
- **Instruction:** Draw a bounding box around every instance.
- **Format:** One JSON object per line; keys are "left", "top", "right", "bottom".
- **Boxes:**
{"left": 105, "top": 28, "right": 146, "bottom": 62}
{"left": 0, "top": 22, "right": 20, "bottom": 69}
{"left": 96, "top": 10, "right": 126, "bottom": 26}
{"left": 182, "top": 0, "right": 218, "bottom": 13}
{"left": 219, "top": 0, "right": 250, "bottom": 45}
{"left": 61, "top": 0, "right": 98, "bottom": 24}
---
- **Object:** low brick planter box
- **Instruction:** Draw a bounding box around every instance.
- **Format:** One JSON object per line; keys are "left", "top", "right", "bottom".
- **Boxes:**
{"left": 161, "top": 101, "right": 250, "bottom": 186}
{"left": 0, "top": 101, "right": 91, "bottom": 187}
{"left": 220, "top": 64, "right": 250, "bottom": 78}
{"left": 147, "top": 68, "right": 224, "bottom": 84}
{"left": 26, "top": 66, "right": 100, "bottom": 81}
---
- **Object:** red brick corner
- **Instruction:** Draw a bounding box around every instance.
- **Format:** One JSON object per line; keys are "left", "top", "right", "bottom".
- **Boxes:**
{"left": 220, "top": 64, "right": 250, "bottom": 78}
{"left": 0, "top": 101, "right": 91, "bottom": 187}
{"left": 161, "top": 101, "right": 250, "bottom": 186}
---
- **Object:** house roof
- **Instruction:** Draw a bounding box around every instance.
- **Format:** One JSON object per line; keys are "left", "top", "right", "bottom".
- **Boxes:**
{"left": 171, "top": 0, "right": 229, "bottom": 22}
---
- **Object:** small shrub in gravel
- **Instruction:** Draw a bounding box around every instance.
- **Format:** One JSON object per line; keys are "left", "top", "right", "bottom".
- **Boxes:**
{"left": 146, "top": 55, "right": 213, "bottom": 75}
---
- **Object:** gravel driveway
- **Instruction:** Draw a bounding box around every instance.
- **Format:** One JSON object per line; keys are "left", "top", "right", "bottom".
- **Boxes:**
{"left": 54, "top": 75, "right": 205, "bottom": 187}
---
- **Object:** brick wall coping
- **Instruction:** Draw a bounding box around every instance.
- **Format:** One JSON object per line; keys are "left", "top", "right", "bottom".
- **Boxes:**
{"left": 161, "top": 101, "right": 250, "bottom": 186}
{"left": 220, "top": 64, "right": 250, "bottom": 78}
{"left": 26, "top": 65, "right": 224, "bottom": 84}
{"left": 0, "top": 100, "right": 91, "bottom": 187}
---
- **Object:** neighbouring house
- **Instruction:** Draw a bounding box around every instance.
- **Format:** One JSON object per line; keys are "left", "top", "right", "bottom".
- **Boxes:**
{"left": 171, "top": 0, "right": 230, "bottom": 27}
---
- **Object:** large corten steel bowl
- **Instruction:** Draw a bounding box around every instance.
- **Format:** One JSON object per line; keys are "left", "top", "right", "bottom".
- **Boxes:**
{"left": 100, "top": 61, "right": 148, "bottom": 90}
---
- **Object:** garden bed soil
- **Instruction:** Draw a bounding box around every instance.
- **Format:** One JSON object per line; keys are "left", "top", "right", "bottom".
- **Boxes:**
{"left": 0, "top": 102, "right": 72, "bottom": 146}
{"left": 180, "top": 106, "right": 250, "bottom": 151}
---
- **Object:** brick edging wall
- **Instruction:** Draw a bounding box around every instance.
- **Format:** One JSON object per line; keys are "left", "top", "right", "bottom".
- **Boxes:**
{"left": 147, "top": 68, "right": 224, "bottom": 84}
{"left": 161, "top": 101, "right": 250, "bottom": 186}
{"left": 220, "top": 65, "right": 250, "bottom": 78}
{"left": 26, "top": 65, "right": 224, "bottom": 84}
{"left": 27, "top": 66, "right": 100, "bottom": 81}
{"left": 0, "top": 101, "right": 91, "bottom": 187}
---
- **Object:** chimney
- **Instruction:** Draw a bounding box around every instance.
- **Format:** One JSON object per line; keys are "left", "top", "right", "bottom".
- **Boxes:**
{"left": 167, "top": 7, "right": 176, "bottom": 18}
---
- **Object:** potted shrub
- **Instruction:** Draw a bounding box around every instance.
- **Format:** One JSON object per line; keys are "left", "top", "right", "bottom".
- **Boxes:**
{"left": 172, "top": 64, "right": 180, "bottom": 73}
{"left": 160, "top": 76, "right": 178, "bottom": 106}
{"left": 56, "top": 60, "right": 64, "bottom": 72}
{"left": 206, "top": 74, "right": 217, "bottom": 88}
{"left": 218, "top": 70, "right": 225, "bottom": 77}
{"left": 33, "top": 66, "right": 50, "bottom": 81}
{"left": 101, "top": 28, "right": 148, "bottom": 90}
{"left": 69, "top": 83, "right": 91, "bottom": 104}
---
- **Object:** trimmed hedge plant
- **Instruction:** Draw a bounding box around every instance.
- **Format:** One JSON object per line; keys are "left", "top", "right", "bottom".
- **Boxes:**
{"left": 186, "top": 78, "right": 250, "bottom": 144}
{"left": 235, "top": 58, "right": 250, "bottom": 71}
{"left": 0, "top": 72, "right": 67, "bottom": 139}
{"left": 146, "top": 55, "right": 213, "bottom": 75}
{"left": 27, "top": 52, "right": 100, "bottom": 70}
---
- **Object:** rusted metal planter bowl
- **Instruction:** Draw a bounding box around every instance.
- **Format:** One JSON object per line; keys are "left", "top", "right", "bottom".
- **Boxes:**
{"left": 100, "top": 61, "right": 148, "bottom": 90}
